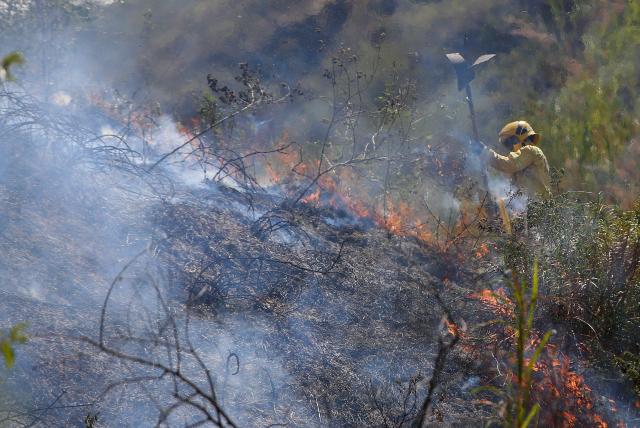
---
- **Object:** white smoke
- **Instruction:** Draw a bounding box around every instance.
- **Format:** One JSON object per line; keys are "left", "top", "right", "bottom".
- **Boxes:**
{"left": 486, "top": 171, "right": 528, "bottom": 213}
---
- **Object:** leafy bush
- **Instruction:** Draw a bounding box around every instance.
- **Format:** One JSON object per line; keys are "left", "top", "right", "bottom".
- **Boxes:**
{"left": 527, "top": 196, "right": 640, "bottom": 351}
{"left": 614, "top": 351, "right": 640, "bottom": 397}
{"left": 502, "top": 195, "right": 640, "bottom": 394}
{"left": 522, "top": 1, "right": 640, "bottom": 199}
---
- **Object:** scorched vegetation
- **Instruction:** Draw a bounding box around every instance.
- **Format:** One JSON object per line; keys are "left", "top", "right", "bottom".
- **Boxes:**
{"left": 0, "top": 1, "right": 639, "bottom": 427}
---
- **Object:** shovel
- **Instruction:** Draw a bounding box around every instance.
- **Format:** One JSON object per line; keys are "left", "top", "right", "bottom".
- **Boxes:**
{"left": 446, "top": 52, "right": 497, "bottom": 214}
{"left": 445, "top": 52, "right": 495, "bottom": 144}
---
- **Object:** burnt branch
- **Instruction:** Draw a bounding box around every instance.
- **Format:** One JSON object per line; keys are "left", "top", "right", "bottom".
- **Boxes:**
{"left": 87, "top": 252, "right": 239, "bottom": 427}
{"left": 412, "top": 291, "right": 460, "bottom": 428}
{"left": 148, "top": 64, "right": 293, "bottom": 172}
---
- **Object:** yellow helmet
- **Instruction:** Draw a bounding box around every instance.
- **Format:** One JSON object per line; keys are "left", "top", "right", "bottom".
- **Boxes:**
{"left": 498, "top": 120, "right": 540, "bottom": 147}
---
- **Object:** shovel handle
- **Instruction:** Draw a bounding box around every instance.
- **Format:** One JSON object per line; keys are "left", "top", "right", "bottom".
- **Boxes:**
{"left": 465, "top": 84, "right": 480, "bottom": 143}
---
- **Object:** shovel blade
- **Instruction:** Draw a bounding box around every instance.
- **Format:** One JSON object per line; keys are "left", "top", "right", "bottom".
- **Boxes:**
{"left": 472, "top": 53, "right": 496, "bottom": 67}
{"left": 446, "top": 52, "right": 496, "bottom": 90}
{"left": 445, "top": 52, "right": 466, "bottom": 65}
{"left": 446, "top": 52, "right": 475, "bottom": 90}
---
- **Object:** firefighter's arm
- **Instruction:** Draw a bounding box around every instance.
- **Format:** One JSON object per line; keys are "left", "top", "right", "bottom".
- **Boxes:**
{"left": 485, "top": 147, "right": 535, "bottom": 174}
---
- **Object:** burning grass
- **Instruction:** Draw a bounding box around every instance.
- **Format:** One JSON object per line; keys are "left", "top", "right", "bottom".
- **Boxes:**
{"left": 0, "top": 117, "right": 489, "bottom": 425}
{"left": 258, "top": 133, "right": 488, "bottom": 261}
{"left": 466, "top": 269, "right": 628, "bottom": 428}
{"left": 152, "top": 187, "right": 479, "bottom": 425}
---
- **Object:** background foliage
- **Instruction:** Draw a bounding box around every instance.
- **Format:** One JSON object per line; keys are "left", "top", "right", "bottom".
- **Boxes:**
{"left": 2, "top": 1, "right": 639, "bottom": 205}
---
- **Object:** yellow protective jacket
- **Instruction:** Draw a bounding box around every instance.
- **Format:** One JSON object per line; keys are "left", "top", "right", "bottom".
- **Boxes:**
{"left": 484, "top": 145, "right": 551, "bottom": 199}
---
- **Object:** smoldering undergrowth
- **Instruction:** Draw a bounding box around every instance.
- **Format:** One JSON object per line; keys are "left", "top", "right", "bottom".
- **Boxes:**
{"left": 0, "top": 54, "right": 474, "bottom": 426}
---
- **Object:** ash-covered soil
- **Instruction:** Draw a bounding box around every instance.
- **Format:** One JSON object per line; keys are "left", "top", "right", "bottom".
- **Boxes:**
{"left": 152, "top": 186, "right": 494, "bottom": 426}
{"left": 0, "top": 143, "right": 495, "bottom": 427}
{"left": 3, "top": 138, "right": 638, "bottom": 427}
{"left": 3, "top": 137, "right": 635, "bottom": 427}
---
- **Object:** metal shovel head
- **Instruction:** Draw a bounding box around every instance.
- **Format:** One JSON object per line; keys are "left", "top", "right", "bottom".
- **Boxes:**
{"left": 446, "top": 52, "right": 496, "bottom": 91}
{"left": 446, "top": 52, "right": 475, "bottom": 91}
{"left": 472, "top": 54, "right": 496, "bottom": 67}
{"left": 445, "top": 52, "right": 466, "bottom": 65}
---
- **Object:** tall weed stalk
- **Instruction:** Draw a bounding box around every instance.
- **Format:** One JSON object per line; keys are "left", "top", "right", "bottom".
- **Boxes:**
{"left": 476, "top": 261, "right": 554, "bottom": 428}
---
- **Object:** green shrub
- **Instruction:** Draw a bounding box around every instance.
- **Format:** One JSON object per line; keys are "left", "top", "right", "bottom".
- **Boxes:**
{"left": 523, "top": 2, "right": 640, "bottom": 195}
{"left": 527, "top": 196, "right": 640, "bottom": 352}
{"left": 499, "top": 195, "right": 640, "bottom": 395}
{"left": 613, "top": 351, "right": 640, "bottom": 397}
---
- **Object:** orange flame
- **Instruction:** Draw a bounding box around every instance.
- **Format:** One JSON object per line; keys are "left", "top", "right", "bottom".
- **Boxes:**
{"left": 88, "top": 92, "right": 156, "bottom": 138}
{"left": 531, "top": 352, "right": 610, "bottom": 427}
{"left": 375, "top": 200, "right": 411, "bottom": 234}
{"left": 342, "top": 194, "right": 370, "bottom": 218}
{"left": 301, "top": 188, "right": 321, "bottom": 205}
{"left": 475, "top": 243, "right": 490, "bottom": 259}
{"left": 471, "top": 288, "right": 514, "bottom": 318}
{"left": 443, "top": 318, "right": 460, "bottom": 337}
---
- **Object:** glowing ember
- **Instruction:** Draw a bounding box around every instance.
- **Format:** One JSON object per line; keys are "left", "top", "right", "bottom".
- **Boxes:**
{"left": 342, "top": 194, "right": 370, "bottom": 218}
{"left": 376, "top": 200, "right": 411, "bottom": 234}
{"left": 301, "top": 188, "right": 321, "bottom": 204}
{"left": 471, "top": 288, "right": 513, "bottom": 318}
{"left": 534, "top": 353, "right": 609, "bottom": 427}
{"left": 475, "top": 243, "right": 490, "bottom": 259}
{"left": 443, "top": 318, "right": 459, "bottom": 337}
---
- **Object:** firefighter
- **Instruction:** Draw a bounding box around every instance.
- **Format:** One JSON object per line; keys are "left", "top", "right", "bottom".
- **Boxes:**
{"left": 482, "top": 120, "right": 552, "bottom": 200}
